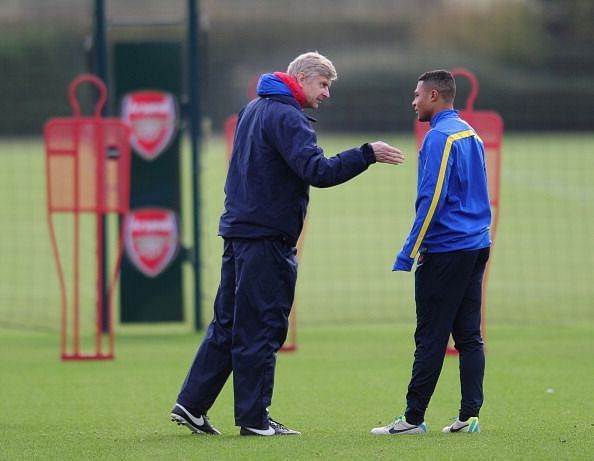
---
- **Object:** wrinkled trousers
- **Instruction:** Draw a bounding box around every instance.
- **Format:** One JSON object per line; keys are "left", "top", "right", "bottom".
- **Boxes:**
{"left": 405, "top": 247, "right": 490, "bottom": 425}
{"left": 177, "top": 238, "right": 297, "bottom": 427}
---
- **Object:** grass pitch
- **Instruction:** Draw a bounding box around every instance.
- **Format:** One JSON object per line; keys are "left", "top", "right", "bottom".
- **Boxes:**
{"left": 1, "top": 133, "right": 593, "bottom": 330}
{"left": 1, "top": 323, "right": 593, "bottom": 460}
{"left": 1, "top": 132, "right": 593, "bottom": 459}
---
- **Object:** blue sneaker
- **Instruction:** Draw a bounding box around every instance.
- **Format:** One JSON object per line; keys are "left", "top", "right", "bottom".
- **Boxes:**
{"left": 442, "top": 417, "right": 480, "bottom": 433}
{"left": 370, "top": 415, "right": 428, "bottom": 435}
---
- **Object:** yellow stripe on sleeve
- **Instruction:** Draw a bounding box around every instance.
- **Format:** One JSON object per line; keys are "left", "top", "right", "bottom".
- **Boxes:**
{"left": 409, "top": 130, "right": 476, "bottom": 258}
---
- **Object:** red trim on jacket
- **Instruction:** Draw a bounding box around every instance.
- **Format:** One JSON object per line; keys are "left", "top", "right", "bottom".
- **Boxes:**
{"left": 274, "top": 72, "right": 307, "bottom": 107}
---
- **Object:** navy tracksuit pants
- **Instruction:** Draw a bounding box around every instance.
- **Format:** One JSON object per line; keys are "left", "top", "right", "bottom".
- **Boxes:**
{"left": 176, "top": 238, "right": 297, "bottom": 428}
{"left": 405, "top": 247, "right": 490, "bottom": 425}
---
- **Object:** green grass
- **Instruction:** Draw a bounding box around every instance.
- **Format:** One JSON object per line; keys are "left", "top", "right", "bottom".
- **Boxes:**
{"left": 1, "top": 323, "right": 593, "bottom": 460}
{"left": 199, "top": 131, "right": 594, "bottom": 330}
{"left": 1, "top": 132, "right": 593, "bottom": 459}
{"left": 1, "top": 133, "right": 593, "bottom": 330}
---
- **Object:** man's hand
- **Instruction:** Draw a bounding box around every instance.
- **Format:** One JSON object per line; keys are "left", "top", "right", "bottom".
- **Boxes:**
{"left": 370, "top": 141, "right": 405, "bottom": 165}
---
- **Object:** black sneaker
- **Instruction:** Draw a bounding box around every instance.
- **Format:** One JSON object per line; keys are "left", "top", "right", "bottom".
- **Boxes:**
{"left": 170, "top": 403, "right": 221, "bottom": 435}
{"left": 240, "top": 418, "right": 300, "bottom": 436}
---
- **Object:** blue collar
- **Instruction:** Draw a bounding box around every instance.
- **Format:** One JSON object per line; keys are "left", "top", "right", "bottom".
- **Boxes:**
{"left": 256, "top": 73, "right": 293, "bottom": 98}
{"left": 430, "top": 109, "right": 458, "bottom": 128}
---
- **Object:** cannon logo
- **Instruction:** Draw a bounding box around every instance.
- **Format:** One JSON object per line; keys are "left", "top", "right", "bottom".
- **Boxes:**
{"left": 121, "top": 91, "right": 177, "bottom": 160}
{"left": 124, "top": 208, "right": 179, "bottom": 278}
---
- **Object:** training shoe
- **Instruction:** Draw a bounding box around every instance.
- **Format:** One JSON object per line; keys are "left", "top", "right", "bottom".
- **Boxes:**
{"left": 370, "top": 416, "right": 428, "bottom": 435}
{"left": 442, "top": 417, "right": 480, "bottom": 433}
{"left": 240, "top": 418, "right": 301, "bottom": 436}
{"left": 170, "top": 403, "right": 221, "bottom": 435}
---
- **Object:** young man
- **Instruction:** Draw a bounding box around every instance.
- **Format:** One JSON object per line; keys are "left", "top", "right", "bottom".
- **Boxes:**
{"left": 371, "top": 70, "right": 491, "bottom": 435}
{"left": 171, "top": 51, "right": 405, "bottom": 436}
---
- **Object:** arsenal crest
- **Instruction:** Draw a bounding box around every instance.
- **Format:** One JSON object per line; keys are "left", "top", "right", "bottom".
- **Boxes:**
{"left": 124, "top": 208, "right": 179, "bottom": 278}
{"left": 121, "top": 90, "right": 177, "bottom": 160}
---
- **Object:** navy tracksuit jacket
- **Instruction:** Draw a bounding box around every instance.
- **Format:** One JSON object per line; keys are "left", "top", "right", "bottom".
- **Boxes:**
{"left": 177, "top": 73, "right": 377, "bottom": 428}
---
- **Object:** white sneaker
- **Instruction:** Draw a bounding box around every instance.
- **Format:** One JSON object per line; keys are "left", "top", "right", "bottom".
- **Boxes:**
{"left": 442, "top": 417, "right": 480, "bottom": 433}
{"left": 370, "top": 416, "right": 428, "bottom": 435}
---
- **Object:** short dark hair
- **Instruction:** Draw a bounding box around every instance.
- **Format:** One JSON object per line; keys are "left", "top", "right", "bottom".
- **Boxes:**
{"left": 418, "top": 70, "right": 456, "bottom": 103}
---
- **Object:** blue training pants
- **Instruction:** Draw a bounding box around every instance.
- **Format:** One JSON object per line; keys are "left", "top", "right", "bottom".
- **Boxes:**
{"left": 405, "top": 247, "right": 490, "bottom": 425}
{"left": 176, "top": 238, "right": 298, "bottom": 427}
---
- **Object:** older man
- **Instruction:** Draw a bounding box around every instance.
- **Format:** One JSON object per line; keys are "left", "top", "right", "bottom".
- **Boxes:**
{"left": 171, "top": 51, "right": 405, "bottom": 436}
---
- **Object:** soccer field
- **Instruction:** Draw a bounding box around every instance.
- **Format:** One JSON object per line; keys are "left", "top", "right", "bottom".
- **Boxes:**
{"left": 200, "top": 131, "right": 594, "bottom": 330}
{"left": 1, "top": 324, "right": 593, "bottom": 460}
{"left": 1, "top": 133, "right": 593, "bottom": 330}
{"left": 1, "top": 132, "right": 593, "bottom": 459}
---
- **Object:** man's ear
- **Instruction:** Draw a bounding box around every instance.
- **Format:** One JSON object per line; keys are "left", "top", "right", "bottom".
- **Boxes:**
{"left": 296, "top": 72, "right": 306, "bottom": 87}
{"left": 430, "top": 89, "right": 440, "bottom": 102}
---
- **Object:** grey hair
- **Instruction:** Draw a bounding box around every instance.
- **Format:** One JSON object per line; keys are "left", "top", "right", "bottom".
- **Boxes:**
{"left": 287, "top": 51, "right": 337, "bottom": 81}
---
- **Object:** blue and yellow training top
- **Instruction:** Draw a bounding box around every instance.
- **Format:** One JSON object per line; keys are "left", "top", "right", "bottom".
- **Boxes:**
{"left": 393, "top": 109, "right": 491, "bottom": 272}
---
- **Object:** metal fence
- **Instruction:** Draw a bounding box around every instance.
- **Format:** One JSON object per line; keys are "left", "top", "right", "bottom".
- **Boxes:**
{"left": 1, "top": 0, "right": 593, "bottom": 332}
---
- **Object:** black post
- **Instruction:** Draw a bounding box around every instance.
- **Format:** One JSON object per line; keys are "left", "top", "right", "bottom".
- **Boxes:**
{"left": 188, "top": 0, "right": 203, "bottom": 330}
{"left": 94, "top": 0, "right": 108, "bottom": 107}
{"left": 94, "top": 0, "right": 109, "bottom": 332}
